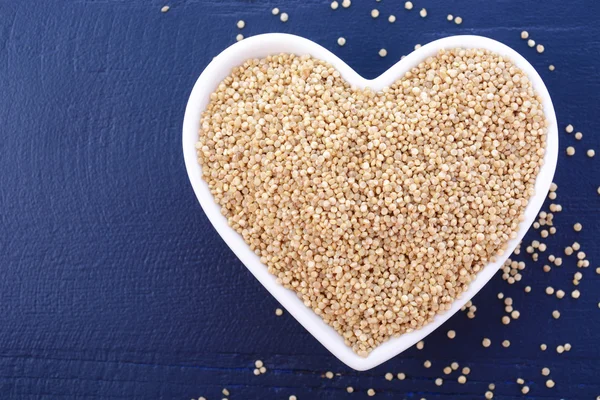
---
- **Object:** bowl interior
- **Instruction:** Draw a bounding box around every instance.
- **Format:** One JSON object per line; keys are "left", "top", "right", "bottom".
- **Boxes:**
{"left": 182, "top": 34, "right": 558, "bottom": 371}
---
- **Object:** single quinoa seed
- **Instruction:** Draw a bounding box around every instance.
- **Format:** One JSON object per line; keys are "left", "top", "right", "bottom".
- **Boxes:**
{"left": 275, "top": 308, "right": 283, "bottom": 316}
{"left": 458, "top": 375, "right": 467, "bottom": 384}
{"left": 397, "top": 372, "right": 406, "bottom": 380}
{"left": 346, "top": 387, "right": 354, "bottom": 393}
{"left": 325, "top": 371, "right": 334, "bottom": 379}
{"left": 528, "top": 39, "right": 535, "bottom": 47}
{"left": 542, "top": 367, "right": 550, "bottom": 376}
{"left": 272, "top": 8, "right": 280, "bottom": 15}
{"left": 573, "top": 223, "right": 582, "bottom": 231}
{"left": 371, "top": 9, "right": 379, "bottom": 18}
{"left": 552, "top": 310, "right": 561, "bottom": 319}
{"left": 546, "top": 379, "right": 555, "bottom": 388}
{"left": 419, "top": 8, "right": 427, "bottom": 18}
{"left": 236, "top": 20, "right": 245, "bottom": 29}
{"left": 454, "top": 16, "right": 463, "bottom": 24}
{"left": 405, "top": 1, "right": 413, "bottom": 10}
{"left": 331, "top": 1, "right": 339, "bottom": 10}
{"left": 236, "top": 34, "right": 244, "bottom": 42}
{"left": 587, "top": 149, "right": 595, "bottom": 157}
{"left": 197, "top": 50, "right": 547, "bottom": 356}
{"left": 575, "top": 131, "right": 582, "bottom": 140}
{"left": 502, "top": 340, "right": 510, "bottom": 348}
{"left": 337, "top": 37, "right": 346, "bottom": 46}
{"left": 565, "top": 124, "right": 574, "bottom": 133}
{"left": 482, "top": 338, "right": 491, "bottom": 348}
{"left": 161, "top": 5, "right": 170, "bottom": 12}
{"left": 378, "top": 48, "right": 387, "bottom": 57}
{"left": 342, "top": 0, "right": 351, "bottom": 8}
{"left": 549, "top": 64, "right": 555, "bottom": 71}
{"left": 435, "top": 378, "right": 443, "bottom": 386}
{"left": 566, "top": 146, "right": 575, "bottom": 156}
{"left": 447, "top": 330, "right": 456, "bottom": 339}
{"left": 447, "top": 14, "right": 454, "bottom": 21}
{"left": 388, "top": 15, "right": 396, "bottom": 23}
{"left": 367, "top": 388, "right": 376, "bottom": 397}
{"left": 280, "top": 13, "right": 288, "bottom": 22}
{"left": 416, "top": 341, "right": 424, "bottom": 350}
{"left": 521, "top": 31, "right": 529, "bottom": 39}
{"left": 536, "top": 44, "right": 545, "bottom": 53}
{"left": 540, "top": 343, "right": 547, "bottom": 351}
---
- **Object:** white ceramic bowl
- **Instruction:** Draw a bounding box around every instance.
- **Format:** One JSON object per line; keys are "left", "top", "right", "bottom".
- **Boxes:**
{"left": 182, "top": 34, "right": 558, "bottom": 371}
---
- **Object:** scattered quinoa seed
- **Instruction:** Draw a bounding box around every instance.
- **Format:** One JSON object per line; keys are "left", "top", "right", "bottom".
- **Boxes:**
{"left": 405, "top": 1, "right": 413, "bottom": 10}
{"left": 435, "top": 378, "right": 443, "bottom": 386}
{"left": 536, "top": 44, "right": 545, "bottom": 53}
{"left": 447, "top": 14, "right": 454, "bottom": 21}
{"left": 331, "top": 1, "right": 339, "bottom": 10}
{"left": 522, "top": 386, "right": 530, "bottom": 394}
{"left": 325, "top": 371, "right": 334, "bottom": 379}
{"left": 552, "top": 310, "right": 561, "bottom": 319}
{"left": 416, "top": 341, "right": 425, "bottom": 350}
{"left": 575, "top": 132, "right": 583, "bottom": 140}
{"left": 161, "top": 5, "right": 170, "bottom": 12}
{"left": 572, "top": 289, "right": 581, "bottom": 299}
{"left": 385, "top": 372, "right": 394, "bottom": 381}
{"left": 451, "top": 362, "right": 459, "bottom": 370}
{"left": 502, "top": 340, "right": 510, "bottom": 348}
{"left": 280, "top": 12, "right": 288, "bottom": 22}
{"left": 388, "top": 15, "right": 396, "bottom": 23}
{"left": 462, "top": 367, "right": 471, "bottom": 375}
{"left": 521, "top": 31, "right": 529, "bottom": 39}
{"left": 454, "top": 16, "right": 463, "bottom": 24}
{"left": 367, "top": 388, "right": 376, "bottom": 397}
{"left": 420, "top": 8, "right": 427, "bottom": 18}
{"left": 482, "top": 338, "right": 491, "bottom": 348}
{"left": 371, "top": 9, "right": 379, "bottom": 18}
{"left": 342, "top": 0, "right": 351, "bottom": 8}
{"left": 485, "top": 391, "right": 494, "bottom": 399}
{"left": 565, "top": 124, "right": 574, "bottom": 133}
{"left": 275, "top": 308, "right": 283, "bottom": 316}
{"left": 540, "top": 343, "right": 547, "bottom": 351}
{"left": 588, "top": 149, "right": 596, "bottom": 157}
{"left": 424, "top": 360, "right": 432, "bottom": 368}
{"left": 566, "top": 146, "right": 575, "bottom": 156}
{"left": 397, "top": 372, "right": 406, "bottom": 380}
{"left": 516, "top": 378, "right": 524, "bottom": 385}
{"left": 447, "top": 330, "right": 456, "bottom": 339}
{"left": 236, "top": 20, "right": 245, "bottom": 29}
{"left": 255, "top": 360, "right": 263, "bottom": 368}
{"left": 549, "top": 65, "right": 555, "bottom": 71}
{"left": 272, "top": 7, "right": 280, "bottom": 15}
{"left": 236, "top": 34, "right": 244, "bottom": 42}
{"left": 546, "top": 379, "right": 555, "bottom": 388}
{"left": 528, "top": 39, "right": 535, "bottom": 47}
{"left": 542, "top": 367, "right": 550, "bottom": 376}
{"left": 346, "top": 387, "right": 354, "bottom": 393}
{"left": 458, "top": 375, "right": 467, "bottom": 384}
{"left": 378, "top": 48, "right": 387, "bottom": 57}
{"left": 574, "top": 223, "right": 582, "bottom": 231}
{"left": 337, "top": 37, "right": 346, "bottom": 46}
{"left": 222, "top": 388, "right": 230, "bottom": 396}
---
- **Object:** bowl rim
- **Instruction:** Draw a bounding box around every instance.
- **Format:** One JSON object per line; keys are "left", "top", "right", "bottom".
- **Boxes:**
{"left": 182, "top": 33, "right": 558, "bottom": 371}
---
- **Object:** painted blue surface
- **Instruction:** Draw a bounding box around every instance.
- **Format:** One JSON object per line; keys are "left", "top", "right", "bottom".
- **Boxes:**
{"left": 1, "top": 0, "right": 599, "bottom": 399}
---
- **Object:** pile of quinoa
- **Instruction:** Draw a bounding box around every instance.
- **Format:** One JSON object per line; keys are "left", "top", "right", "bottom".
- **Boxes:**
{"left": 196, "top": 49, "right": 547, "bottom": 356}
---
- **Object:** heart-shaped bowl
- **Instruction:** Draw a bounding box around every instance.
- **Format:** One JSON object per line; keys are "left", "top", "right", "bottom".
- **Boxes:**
{"left": 182, "top": 33, "right": 558, "bottom": 371}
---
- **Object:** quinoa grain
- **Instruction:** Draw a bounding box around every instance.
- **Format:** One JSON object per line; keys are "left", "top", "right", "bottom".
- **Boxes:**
{"left": 197, "top": 51, "right": 547, "bottom": 355}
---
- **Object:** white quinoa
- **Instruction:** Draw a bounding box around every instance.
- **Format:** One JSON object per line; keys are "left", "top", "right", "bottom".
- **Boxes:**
{"left": 197, "top": 50, "right": 547, "bottom": 355}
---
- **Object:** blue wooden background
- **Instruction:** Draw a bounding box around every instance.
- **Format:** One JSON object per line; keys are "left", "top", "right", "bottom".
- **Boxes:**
{"left": 1, "top": 0, "right": 599, "bottom": 399}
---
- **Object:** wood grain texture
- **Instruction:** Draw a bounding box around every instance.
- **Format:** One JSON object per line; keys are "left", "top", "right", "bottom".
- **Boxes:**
{"left": 0, "top": 0, "right": 599, "bottom": 399}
